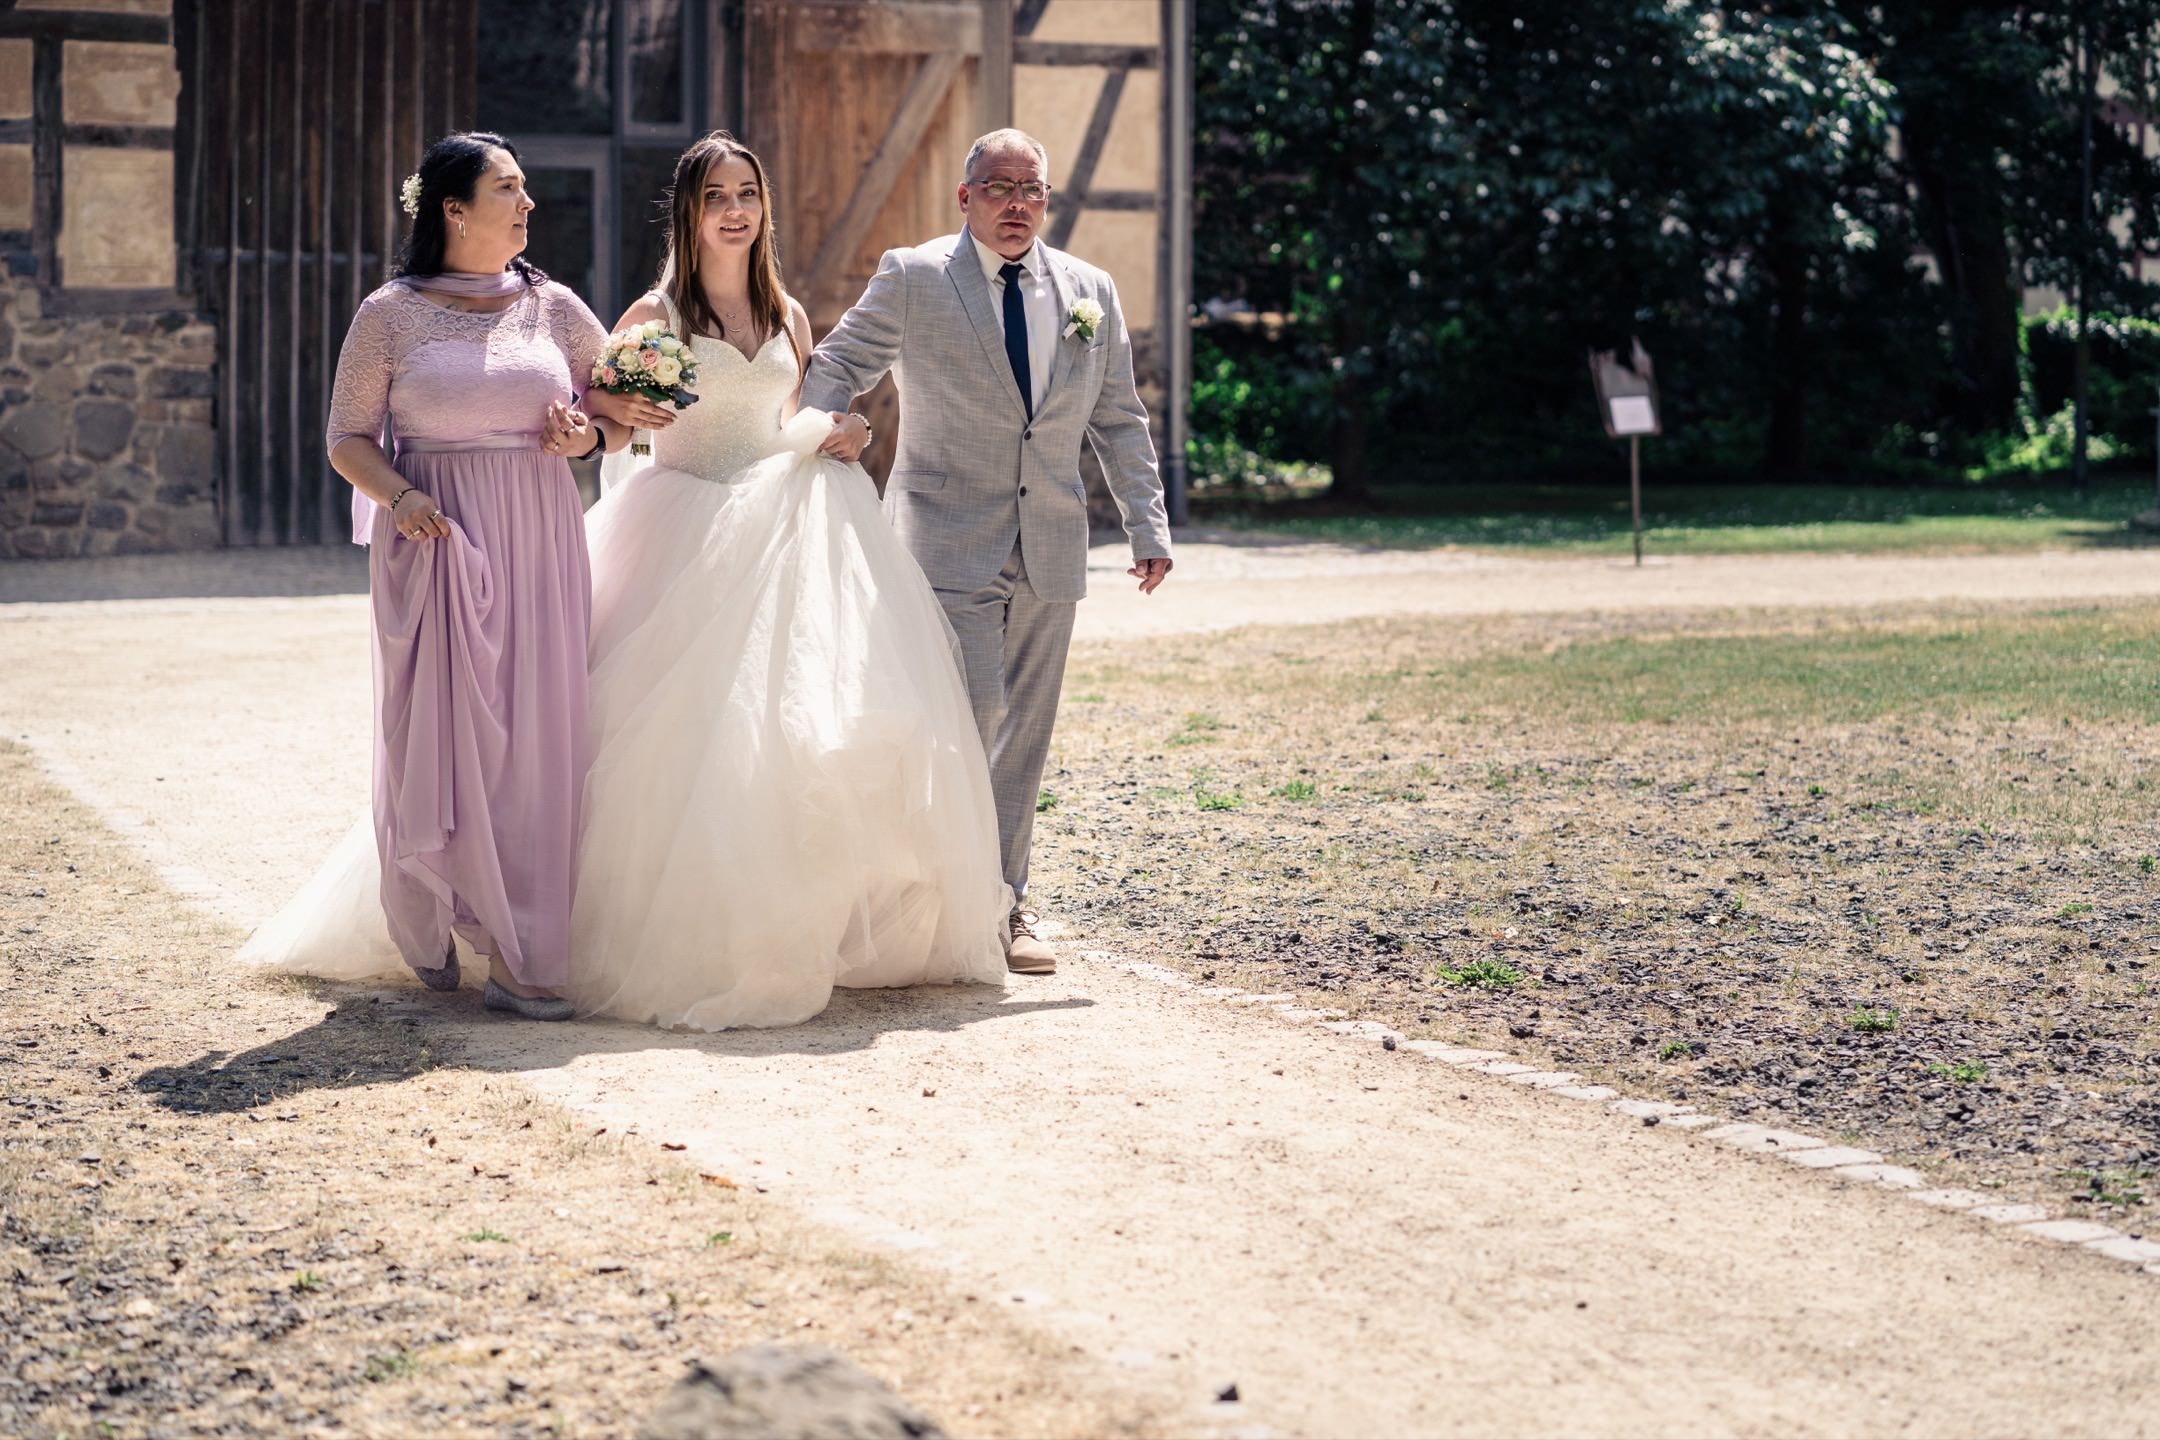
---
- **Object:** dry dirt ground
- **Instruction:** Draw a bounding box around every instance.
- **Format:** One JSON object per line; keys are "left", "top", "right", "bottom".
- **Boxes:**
{"left": 5, "top": 541, "right": 2160, "bottom": 1438}
{"left": 0, "top": 750, "right": 1181, "bottom": 1440}
{"left": 1043, "top": 600, "right": 2160, "bottom": 1214}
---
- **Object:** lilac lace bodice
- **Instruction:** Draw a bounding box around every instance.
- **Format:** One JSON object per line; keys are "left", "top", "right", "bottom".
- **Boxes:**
{"left": 326, "top": 280, "right": 608, "bottom": 454}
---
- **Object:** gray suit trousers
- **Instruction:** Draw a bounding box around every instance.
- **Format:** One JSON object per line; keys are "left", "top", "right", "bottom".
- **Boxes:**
{"left": 936, "top": 543, "right": 1075, "bottom": 903}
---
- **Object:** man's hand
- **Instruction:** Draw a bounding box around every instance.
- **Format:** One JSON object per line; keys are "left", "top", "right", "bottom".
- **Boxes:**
{"left": 1128, "top": 556, "right": 1172, "bottom": 595}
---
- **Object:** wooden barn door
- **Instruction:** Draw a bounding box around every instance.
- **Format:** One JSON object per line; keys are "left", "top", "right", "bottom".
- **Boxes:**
{"left": 183, "top": 0, "right": 477, "bottom": 547}
{"left": 741, "top": 0, "right": 1186, "bottom": 519}
{"left": 745, "top": 0, "right": 1008, "bottom": 329}
{"left": 743, "top": 0, "right": 1011, "bottom": 480}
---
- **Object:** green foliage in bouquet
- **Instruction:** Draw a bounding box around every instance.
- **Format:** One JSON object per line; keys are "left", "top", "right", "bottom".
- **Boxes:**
{"left": 590, "top": 320, "right": 701, "bottom": 410}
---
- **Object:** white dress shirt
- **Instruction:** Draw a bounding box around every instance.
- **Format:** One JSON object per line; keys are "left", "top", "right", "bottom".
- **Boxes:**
{"left": 972, "top": 231, "right": 1058, "bottom": 414}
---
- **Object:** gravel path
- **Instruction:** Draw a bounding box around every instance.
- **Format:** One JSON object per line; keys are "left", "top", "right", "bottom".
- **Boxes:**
{"left": 7, "top": 540, "right": 2160, "bottom": 1434}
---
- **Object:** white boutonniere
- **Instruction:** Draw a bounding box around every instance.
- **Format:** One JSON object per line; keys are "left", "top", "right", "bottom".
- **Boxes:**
{"left": 1062, "top": 297, "right": 1104, "bottom": 342}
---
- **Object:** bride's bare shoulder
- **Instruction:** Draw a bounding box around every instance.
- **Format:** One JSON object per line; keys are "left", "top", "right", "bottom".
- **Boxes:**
{"left": 776, "top": 294, "right": 811, "bottom": 370}
{"left": 611, "top": 292, "right": 671, "bottom": 335}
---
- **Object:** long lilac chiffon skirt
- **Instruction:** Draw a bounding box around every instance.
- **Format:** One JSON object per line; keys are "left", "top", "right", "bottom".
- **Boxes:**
{"left": 367, "top": 445, "right": 591, "bottom": 989}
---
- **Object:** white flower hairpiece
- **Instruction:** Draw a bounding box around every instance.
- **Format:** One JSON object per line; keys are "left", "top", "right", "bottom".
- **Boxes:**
{"left": 399, "top": 173, "right": 423, "bottom": 219}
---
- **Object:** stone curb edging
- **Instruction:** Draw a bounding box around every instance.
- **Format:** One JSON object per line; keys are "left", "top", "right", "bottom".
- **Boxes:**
{"left": 1101, "top": 954, "right": 2160, "bottom": 1281}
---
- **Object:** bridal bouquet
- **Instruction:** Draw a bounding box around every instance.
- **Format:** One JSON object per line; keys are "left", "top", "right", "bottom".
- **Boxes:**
{"left": 591, "top": 320, "right": 700, "bottom": 455}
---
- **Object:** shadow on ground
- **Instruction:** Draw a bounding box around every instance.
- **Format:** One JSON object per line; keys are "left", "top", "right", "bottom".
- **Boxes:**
{"left": 134, "top": 981, "right": 1086, "bottom": 1115}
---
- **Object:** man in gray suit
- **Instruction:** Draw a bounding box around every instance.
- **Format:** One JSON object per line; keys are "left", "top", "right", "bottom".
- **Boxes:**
{"left": 802, "top": 127, "right": 1173, "bottom": 974}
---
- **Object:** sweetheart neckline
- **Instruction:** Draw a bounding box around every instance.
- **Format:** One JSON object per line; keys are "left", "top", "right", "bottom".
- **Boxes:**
{"left": 688, "top": 327, "right": 792, "bottom": 367}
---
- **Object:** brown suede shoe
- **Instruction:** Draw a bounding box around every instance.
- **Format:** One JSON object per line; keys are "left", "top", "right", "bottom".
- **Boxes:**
{"left": 1007, "top": 908, "right": 1056, "bottom": 975}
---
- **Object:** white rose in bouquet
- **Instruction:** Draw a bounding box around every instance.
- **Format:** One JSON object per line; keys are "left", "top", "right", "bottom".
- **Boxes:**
{"left": 591, "top": 321, "right": 704, "bottom": 455}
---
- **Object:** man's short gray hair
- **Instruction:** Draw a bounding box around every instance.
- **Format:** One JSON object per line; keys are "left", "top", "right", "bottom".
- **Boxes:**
{"left": 965, "top": 128, "right": 1049, "bottom": 181}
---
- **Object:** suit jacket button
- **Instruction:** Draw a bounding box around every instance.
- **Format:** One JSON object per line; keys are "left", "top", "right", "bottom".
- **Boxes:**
{"left": 1024, "top": 430, "right": 1032, "bottom": 440}
{"left": 1019, "top": 485, "right": 1029, "bottom": 496}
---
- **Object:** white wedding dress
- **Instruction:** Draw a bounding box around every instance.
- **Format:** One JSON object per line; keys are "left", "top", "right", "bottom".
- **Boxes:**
{"left": 567, "top": 294, "right": 1010, "bottom": 1029}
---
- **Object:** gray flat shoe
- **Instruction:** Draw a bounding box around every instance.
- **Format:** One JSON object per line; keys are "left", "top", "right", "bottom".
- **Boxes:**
{"left": 482, "top": 978, "right": 574, "bottom": 1021}
{"left": 412, "top": 940, "right": 460, "bottom": 992}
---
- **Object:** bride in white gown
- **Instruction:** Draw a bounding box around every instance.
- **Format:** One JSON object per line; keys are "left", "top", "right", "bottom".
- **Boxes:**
{"left": 570, "top": 132, "right": 1009, "bottom": 1029}
{"left": 239, "top": 132, "right": 1010, "bottom": 1027}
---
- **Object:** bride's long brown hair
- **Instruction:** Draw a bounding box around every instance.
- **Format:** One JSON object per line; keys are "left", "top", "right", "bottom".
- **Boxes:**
{"left": 660, "top": 132, "right": 788, "bottom": 346}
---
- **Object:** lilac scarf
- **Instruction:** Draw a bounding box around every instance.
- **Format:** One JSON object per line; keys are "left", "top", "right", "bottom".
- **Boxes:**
{"left": 394, "top": 269, "right": 528, "bottom": 299}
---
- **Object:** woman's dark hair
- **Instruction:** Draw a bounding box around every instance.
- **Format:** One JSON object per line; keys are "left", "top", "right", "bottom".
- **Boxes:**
{"left": 393, "top": 131, "right": 547, "bottom": 286}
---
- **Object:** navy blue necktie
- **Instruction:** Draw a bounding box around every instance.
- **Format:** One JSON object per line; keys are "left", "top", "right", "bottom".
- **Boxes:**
{"left": 999, "top": 260, "right": 1033, "bottom": 420}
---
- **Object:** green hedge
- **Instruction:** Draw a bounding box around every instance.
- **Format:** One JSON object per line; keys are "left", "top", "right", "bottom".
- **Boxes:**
{"left": 2024, "top": 307, "right": 2160, "bottom": 460}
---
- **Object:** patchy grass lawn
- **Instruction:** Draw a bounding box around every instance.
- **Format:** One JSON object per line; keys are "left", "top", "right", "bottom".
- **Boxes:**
{"left": 1197, "top": 474, "right": 2160, "bottom": 556}
{"left": 0, "top": 747, "right": 1164, "bottom": 1440}
{"left": 1040, "top": 600, "right": 2160, "bottom": 1212}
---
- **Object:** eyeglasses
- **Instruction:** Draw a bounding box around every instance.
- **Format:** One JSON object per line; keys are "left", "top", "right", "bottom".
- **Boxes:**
{"left": 968, "top": 179, "right": 1052, "bottom": 203}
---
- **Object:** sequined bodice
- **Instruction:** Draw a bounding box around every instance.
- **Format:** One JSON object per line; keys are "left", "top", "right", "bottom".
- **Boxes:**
{"left": 647, "top": 292, "right": 800, "bottom": 480}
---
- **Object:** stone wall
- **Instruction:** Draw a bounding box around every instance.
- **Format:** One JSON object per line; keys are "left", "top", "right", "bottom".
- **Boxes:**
{"left": 0, "top": 3, "right": 224, "bottom": 558}
{"left": 0, "top": 268, "right": 219, "bottom": 557}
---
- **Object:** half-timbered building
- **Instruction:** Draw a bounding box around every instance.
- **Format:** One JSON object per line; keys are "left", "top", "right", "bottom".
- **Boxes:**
{"left": 0, "top": 0, "right": 1191, "bottom": 557}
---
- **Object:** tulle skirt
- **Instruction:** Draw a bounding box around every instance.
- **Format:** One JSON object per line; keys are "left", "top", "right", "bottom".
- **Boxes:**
{"left": 567, "top": 410, "right": 1009, "bottom": 1030}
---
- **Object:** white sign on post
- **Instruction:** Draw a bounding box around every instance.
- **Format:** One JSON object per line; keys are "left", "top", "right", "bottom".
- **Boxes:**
{"left": 1608, "top": 395, "right": 1657, "bottom": 436}
{"left": 1587, "top": 338, "right": 1661, "bottom": 566}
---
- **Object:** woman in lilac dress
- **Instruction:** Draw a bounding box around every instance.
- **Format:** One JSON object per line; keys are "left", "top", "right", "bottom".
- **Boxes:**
{"left": 263, "top": 132, "right": 616, "bottom": 1019}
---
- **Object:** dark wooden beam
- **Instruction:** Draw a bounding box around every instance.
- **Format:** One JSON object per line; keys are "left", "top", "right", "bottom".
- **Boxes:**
{"left": 198, "top": 246, "right": 387, "bottom": 267}
{"left": 0, "top": 11, "right": 170, "bottom": 43}
{"left": 219, "top": 0, "right": 245, "bottom": 544}
{"left": 1079, "top": 189, "right": 1156, "bottom": 211}
{"left": 30, "top": 35, "right": 58, "bottom": 290}
{"left": 1013, "top": 41, "right": 1156, "bottom": 69}
{"left": 36, "top": 287, "right": 199, "bottom": 316}
{"left": 59, "top": 123, "right": 174, "bottom": 149}
{"left": 1160, "top": 0, "right": 1192, "bottom": 525}
{"left": 280, "top": 0, "right": 303, "bottom": 544}
{"left": 1047, "top": 63, "right": 1126, "bottom": 249}
{"left": 979, "top": 0, "right": 1011, "bottom": 132}
{"left": 173, "top": 0, "right": 202, "bottom": 302}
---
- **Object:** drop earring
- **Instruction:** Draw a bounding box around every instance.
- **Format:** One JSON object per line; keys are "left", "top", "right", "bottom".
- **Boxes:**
{"left": 457, "top": 219, "right": 467, "bottom": 238}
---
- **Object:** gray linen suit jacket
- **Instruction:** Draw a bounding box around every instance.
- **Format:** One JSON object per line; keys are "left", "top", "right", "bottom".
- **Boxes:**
{"left": 801, "top": 233, "right": 1171, "bottom": 603}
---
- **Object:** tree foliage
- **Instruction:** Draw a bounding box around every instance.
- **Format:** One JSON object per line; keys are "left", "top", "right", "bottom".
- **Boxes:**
{"left": 1195, "top": 0, "right": 2160, "bottom": 495}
